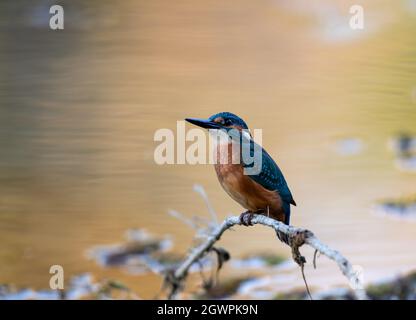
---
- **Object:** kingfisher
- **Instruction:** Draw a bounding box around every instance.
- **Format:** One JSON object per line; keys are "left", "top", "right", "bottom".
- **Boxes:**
{"left": 185, "top": 112, "right": 296, "bottom": 241}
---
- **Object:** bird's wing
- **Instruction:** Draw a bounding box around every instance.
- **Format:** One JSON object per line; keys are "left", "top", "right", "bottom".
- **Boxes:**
{"left": 242, "top": 140, "right": 296, "bottom": 207}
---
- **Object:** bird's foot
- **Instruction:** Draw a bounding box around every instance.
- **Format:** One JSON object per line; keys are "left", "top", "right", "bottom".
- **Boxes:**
{"left": 239, "top": 209, "right": 266, "bottom": 226}
{"left": 239, "top": 211, "right": 255, "bottom": 226}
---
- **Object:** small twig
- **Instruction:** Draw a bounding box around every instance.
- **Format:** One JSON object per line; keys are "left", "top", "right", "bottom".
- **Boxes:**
{"left": 300, "top": 263, "right": 313, "bottom": 300}
{"left": 168, "top": 210, "right": 199, "bottom": 230}
{"left": 193, "top": 184, "right": 219, "bottom": 226}
{"left": 165, "top": 214, "right": 367, "bottom": 300}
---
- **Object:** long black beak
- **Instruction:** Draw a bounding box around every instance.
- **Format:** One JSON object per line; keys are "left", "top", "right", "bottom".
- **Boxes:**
{"left": 185, "top": 118, "right": 222, "bottom": 129}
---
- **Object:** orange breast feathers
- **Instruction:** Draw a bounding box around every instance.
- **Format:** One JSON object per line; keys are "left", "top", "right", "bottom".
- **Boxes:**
{"left": 213, "top": 142, "right": 285, "bottom": 222}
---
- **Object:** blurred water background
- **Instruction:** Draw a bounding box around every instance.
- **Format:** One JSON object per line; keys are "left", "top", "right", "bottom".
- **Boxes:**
{"left": 1, "top": 0, "right": 416, "bottom": 298}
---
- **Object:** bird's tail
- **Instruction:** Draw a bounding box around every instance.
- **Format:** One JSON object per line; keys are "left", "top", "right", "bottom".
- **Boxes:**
{"left": 276, "top": 202, "right": 291, "bottom": 245}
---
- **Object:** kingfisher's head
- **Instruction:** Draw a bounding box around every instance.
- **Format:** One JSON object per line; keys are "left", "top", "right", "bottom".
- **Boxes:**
{"left": 185, "top": 112, "right": 249, "bottom": 131}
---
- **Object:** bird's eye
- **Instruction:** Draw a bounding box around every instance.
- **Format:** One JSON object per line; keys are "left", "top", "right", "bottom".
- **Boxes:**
{"left": 224, "top": 119, "right": 232, "bottom": 126}
{"left": 216, "top": 118, "right": 225, "bottom": 125}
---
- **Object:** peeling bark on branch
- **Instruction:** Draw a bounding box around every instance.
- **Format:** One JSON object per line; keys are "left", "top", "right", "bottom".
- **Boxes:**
{"left": 165, "top": 214, "right": 367, "bottom": 300}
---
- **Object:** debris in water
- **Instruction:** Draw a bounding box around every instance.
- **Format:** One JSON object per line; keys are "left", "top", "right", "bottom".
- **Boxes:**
{"left": 388, "top": 133, "right": 416, "bottom": 172}
{"left": 194, "top": 277, "right": 253, "bottom": 299}
{"left": 374, "top": 195, "right": 416, "bottom": 221}
{"left": 231, "top": 253, "right": 287, "bottom": 270}
{"left": 0, "top": 274, "right": 137, "bottom": 300}
{"left": 87, "top": 229, "right": 214, "bottom": 275}
{"left": 87, "top": 229, "right": 172, "bottom": 268}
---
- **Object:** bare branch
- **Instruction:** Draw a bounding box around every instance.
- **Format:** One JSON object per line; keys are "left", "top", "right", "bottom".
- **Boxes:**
{"left": 166, "top": 214, "right": 367, "bottom": 300}
{"left": 193, "top": 184, "right": 219, "bottom": 226}
{"left": 168, "top": 210, "right": 199, "bottom": 230}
